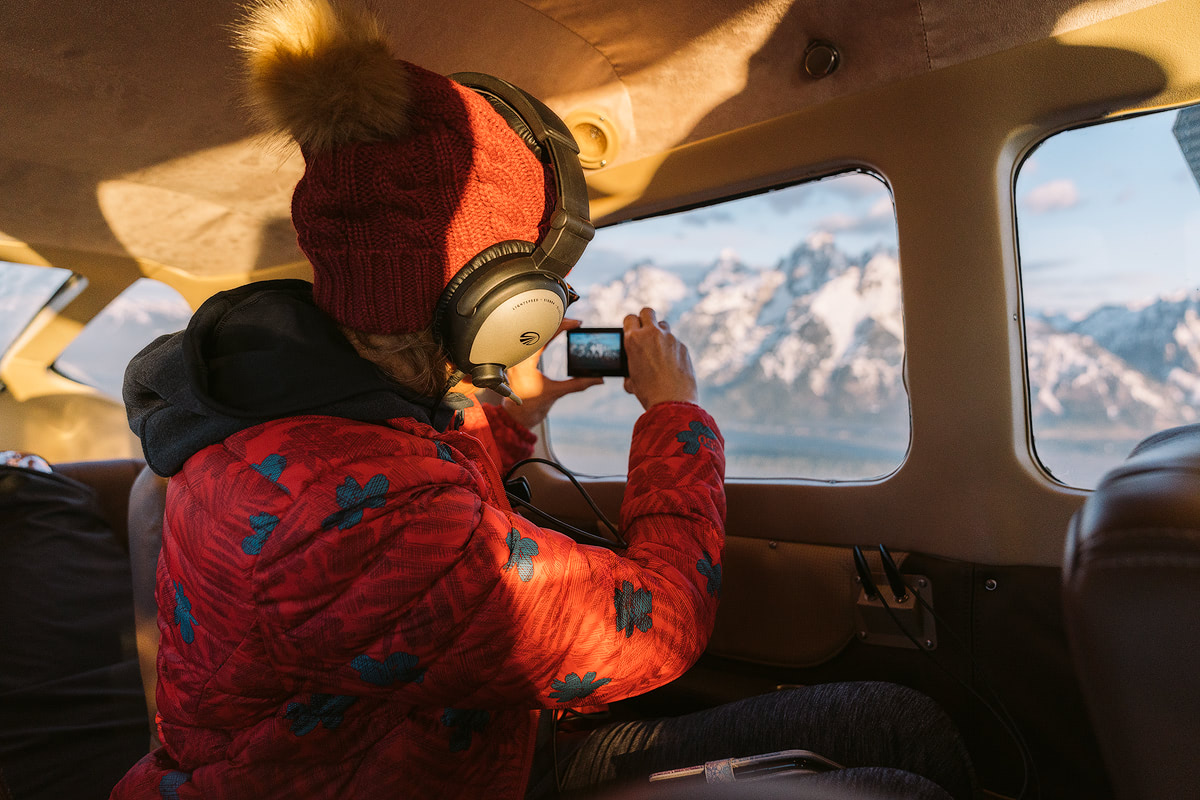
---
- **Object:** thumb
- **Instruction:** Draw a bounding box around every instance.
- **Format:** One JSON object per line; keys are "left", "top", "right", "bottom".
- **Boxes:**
{"left": 551, "top": 377, "right": 604, "bottom": 399}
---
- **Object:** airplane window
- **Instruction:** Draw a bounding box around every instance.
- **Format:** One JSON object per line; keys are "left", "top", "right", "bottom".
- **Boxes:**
{"left": 1017, "top": 103, "right": 1200, "bottom": 488}
{"left": 543, "top": 170, "right": 909, "bottom": 480}
{"left": 0, "top": 261, "right": 73, "bottom": 360}
{"left": 54, "top": 278, "right": 192, "bottom": 399}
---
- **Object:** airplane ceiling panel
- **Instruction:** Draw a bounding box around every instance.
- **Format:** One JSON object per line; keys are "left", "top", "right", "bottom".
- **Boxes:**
{"left": 0, "top": 0, "right": 1169, "bottom": 279}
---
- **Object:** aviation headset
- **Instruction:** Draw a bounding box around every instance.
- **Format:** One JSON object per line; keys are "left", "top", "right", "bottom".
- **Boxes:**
{"left": 433, "top": 72, "right": 595, "bottom": 401}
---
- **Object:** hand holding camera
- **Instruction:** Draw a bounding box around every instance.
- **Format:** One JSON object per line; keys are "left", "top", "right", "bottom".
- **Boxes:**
{"left": 621, "top": 307, "right": 699, "bottom": 411}
{"left": 565, "top": 308, "right": 698, "bottom": 411}
{"left": 502, "top": 319, "right": 603, "bottom": 429}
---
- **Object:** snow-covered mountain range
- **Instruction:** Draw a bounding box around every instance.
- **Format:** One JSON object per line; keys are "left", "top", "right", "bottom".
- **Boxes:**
{"left": 563, "top": 234, "right": 1200, "bottom": 436}
{"left": 561, "top": 234, "right": 906, "bottom": 436}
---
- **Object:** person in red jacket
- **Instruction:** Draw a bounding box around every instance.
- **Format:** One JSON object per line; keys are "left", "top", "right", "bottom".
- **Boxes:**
{"left": 114, "top": 1, "right": 975, "bottom": 798}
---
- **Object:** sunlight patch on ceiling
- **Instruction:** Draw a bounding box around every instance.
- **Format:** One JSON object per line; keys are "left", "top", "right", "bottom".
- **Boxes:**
{"left": 1052, "top": 0, "right": 1165, "bottom": 35}
{"left": 97, "top": 179, "right": 275, "bottom": 277}
{"left": 96, "top": 140, "right": 303, "bottom": 276}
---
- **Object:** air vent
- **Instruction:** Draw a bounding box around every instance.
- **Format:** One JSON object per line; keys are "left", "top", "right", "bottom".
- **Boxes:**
{"left": 564, "top": 110, "right": 619, "bottom": 170}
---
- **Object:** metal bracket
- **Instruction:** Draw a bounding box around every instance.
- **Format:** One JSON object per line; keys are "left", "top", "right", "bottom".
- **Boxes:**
{"left": 853, "top": 574, "right": 936, "bottom": 650}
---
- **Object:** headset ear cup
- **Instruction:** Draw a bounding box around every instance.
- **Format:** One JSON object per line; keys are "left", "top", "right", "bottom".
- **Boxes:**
{"left": 434, "top": 240, "right": 537, "bottom": 338}
{"left": 436, "top": 242, "right": 570, "bottom": 375}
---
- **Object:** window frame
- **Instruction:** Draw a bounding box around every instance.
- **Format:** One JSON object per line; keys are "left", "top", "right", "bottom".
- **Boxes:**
{"left": 542, "top": 167, "right": 912, "bottom": 483}
{"left": 1012, "top": 103, "right": 1200, "bottom": 490}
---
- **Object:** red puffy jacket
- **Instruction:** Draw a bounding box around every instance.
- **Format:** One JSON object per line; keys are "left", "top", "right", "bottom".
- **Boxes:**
{"left": 112, "top": 400, "right": 724, "bottom": 798}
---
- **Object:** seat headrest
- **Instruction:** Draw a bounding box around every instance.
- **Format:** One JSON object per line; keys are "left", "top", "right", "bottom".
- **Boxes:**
{"left": 1063, "top": 423, "right": 1200, "bottom": 799}
{"left": 1071, "top": 423, "right": 1200, "bottom": 545}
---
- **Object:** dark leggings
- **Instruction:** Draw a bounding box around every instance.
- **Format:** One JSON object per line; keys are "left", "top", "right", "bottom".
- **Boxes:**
{"left": 535, "top": 682, "right": 977, "bottom": 799}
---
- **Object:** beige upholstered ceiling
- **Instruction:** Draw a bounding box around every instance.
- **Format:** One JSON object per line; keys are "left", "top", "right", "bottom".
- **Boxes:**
{"left": 0, "top": 0, "right": 1165, "bottom": 280}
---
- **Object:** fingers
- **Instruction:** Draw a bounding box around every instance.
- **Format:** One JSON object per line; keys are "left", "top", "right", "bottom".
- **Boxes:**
{"left": 555, "top": 376, "right": 604, "bottom": 397}
{"left": 624, "top": 307, "right": 664, "bottom": 332}
{"left": 529, "top": 375, "right": 602, "bottom": 404}
{"left": 619, "top": 307, "right": 698, "bottom": 409}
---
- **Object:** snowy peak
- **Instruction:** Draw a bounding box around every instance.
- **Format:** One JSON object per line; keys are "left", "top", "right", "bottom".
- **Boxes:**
{"left": 1025, "top": 318, "right": 1196, "bottom": 430}
{"left": 572, "top": 240, "right": 907, "bottom": 420}
{"left": 1068, "top": 295, "right": 1200, "bottom": 386}
{"left": 780, "top": 236, "right": 851, "bottom": 297}
{"left": 682, "top": 251, "right": 785, "bottom": 383}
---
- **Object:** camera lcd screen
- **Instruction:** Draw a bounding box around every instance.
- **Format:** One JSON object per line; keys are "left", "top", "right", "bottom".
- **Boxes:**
{"left": 567, "top": 328, "right": 627, "bottom": 377}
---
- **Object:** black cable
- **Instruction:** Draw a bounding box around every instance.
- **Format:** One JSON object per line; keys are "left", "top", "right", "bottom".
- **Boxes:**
{"left": 892, "top": 564, "right": 1036, "bottom": 799}
{"left": 852, "top": 545, "right": 880, "bottom": 599}
{"left": 552, "top": 708, "right": 562, "bottom": 793}
{"left": 549, "top": 708, "right": 615, "bottom": 793}
{"left": 877, "top": 543, "right": 909, "bottom": 603}
{"left": 504, "top": 457, "right": 626, "bottom": 548}
{"left": 870, "top": 547, "right": 1038, "bottom": 799}
{"left": 873, "top": 592, "right": 1035, "bottom": 799}
{"left": 504, "top": 457, "right": 615, "bottom": 533}
{"left": 506, "top": 492, "right": 625, "bottom": 550}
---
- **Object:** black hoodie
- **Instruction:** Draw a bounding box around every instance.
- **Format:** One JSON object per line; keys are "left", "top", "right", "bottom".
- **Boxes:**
{"left": 123, "top": 280, "right": 458, "bottom": 477}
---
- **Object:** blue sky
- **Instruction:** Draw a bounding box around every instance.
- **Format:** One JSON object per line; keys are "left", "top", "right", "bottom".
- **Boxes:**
{"left": 1017, "top": 106, "right": 1200, "bottom": 315}
{"left": 573, "top": 171, "right": 897, "bottom": 286}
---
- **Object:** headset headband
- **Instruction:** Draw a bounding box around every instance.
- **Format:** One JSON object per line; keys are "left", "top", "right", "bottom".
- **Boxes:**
{"left": 449, "top": 72, "right": 595, "bottom": 277}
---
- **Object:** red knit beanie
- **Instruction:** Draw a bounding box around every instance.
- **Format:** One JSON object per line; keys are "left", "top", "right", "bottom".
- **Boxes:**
{"left": 236, "top": 0, "right": 552, "bottom": 334}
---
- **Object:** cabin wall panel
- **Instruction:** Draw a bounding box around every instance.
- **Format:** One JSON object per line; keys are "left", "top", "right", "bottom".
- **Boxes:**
{"left": 705, "top": 537, "right": 860, "bottom": 667}
{"left": 0, "top": 392, "right": 142, "bottom": 465}
{"left": 618, "top": 554, "right": 1110, "bottom": 799}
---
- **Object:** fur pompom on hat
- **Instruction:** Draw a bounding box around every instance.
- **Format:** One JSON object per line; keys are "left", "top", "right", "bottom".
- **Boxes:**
{"left": 235, "top": 0, "right": 552, "bottom": 334}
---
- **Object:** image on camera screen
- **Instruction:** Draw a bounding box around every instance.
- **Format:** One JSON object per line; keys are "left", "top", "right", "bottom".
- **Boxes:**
{"left": 568, "top": 330, "right": 625, "bottom": 376}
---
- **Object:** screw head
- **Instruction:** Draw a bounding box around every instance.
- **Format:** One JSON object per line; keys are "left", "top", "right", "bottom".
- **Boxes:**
{"left": 985, "top": 578, "right": 998, "bottom": 591}
{"left": 803, "top": 41, "right": 841, "bottom": 79}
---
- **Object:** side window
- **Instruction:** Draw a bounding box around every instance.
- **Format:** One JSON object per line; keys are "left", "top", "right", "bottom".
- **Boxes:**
{"left": 55, "top": 279, "right": 193, "bottom": 399}
{"left": 1017, "top": 104, "right": 1200, "bottom": 488}
{"left": 544, "top": 170, "right": 909, "bottom": 479}
{"left": 0, "top": 261, "right": 73, "bottom": 358}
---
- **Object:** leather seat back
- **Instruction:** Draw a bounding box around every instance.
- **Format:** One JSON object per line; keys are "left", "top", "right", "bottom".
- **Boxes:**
{"left": 54, "top": 458, "right": 145, "bottom": 551}
{"left": 1063, "top": 424, "right": 1200, "bottom": 799}
{"left": 126, "top": 465, "right": 168, "bottom": 749}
